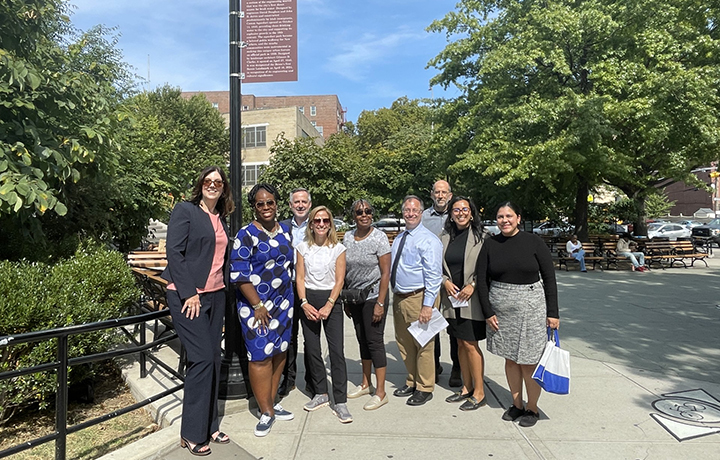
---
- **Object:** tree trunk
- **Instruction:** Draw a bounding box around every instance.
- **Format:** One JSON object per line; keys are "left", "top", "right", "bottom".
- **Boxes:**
{"left": 633, "top": 196, "right": 648, "bottom": 236}
{"left": 574, "top": 180, "right": 589, "bottom": 240}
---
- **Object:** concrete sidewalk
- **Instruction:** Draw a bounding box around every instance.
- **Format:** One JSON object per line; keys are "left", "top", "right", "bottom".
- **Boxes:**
{"left": 103, "top": 257, "right": 720, "bottom": 459}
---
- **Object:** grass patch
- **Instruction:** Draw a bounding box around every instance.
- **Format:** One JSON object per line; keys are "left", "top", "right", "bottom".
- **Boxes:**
{"left": 0, "top": 361, "right": 158, "bottom": 459}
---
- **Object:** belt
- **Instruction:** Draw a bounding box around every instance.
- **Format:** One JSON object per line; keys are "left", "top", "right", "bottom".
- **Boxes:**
{"left": 396, "top": 287, "right": 425, "bottom": 297}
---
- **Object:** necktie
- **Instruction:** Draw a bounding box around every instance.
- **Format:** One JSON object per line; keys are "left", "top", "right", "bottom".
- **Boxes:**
{"left": 390, "top": 231, "right": 408, "bottom": 289}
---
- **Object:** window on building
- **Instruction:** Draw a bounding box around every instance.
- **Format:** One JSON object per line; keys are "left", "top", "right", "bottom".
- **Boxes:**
{"left": 310, "top": 105, "right": 317, "bottom": 116}
{"left": 299, "top": 106, "right": 304, "bottom": 114}
{"left": 242, "top": 126, "right": 267, "bottom": 148}
{"left": 212, "top": 102, "right": 219, "bottom": 109}
{"left": 242, "top": 105, "right": 249, "bottom": 111}
{"left": 242, "top": 163, "right": 268, "bottom": 187}
{"left": 310, "top": 121, "right": 316, "bottom": 127}
{"left": 316, "top": 126, "right": 324, "bottom": 136}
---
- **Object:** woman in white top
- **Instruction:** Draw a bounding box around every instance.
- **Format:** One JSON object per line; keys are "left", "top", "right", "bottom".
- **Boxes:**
{"left": 565, "top": 234, "right": 587, "bottom": 272}
{"left": 295, "top": 206, "right": 351, "bottom": 423}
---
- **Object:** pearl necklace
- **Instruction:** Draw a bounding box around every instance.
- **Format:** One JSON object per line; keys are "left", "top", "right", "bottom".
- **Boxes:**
{"left": 257, "top": 222, "right": 280, "bottom": 238}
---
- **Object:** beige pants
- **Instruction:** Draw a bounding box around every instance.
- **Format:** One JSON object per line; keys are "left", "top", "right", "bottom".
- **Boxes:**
{"left": 393, "top": 291, "right": 435, "bottom": 392}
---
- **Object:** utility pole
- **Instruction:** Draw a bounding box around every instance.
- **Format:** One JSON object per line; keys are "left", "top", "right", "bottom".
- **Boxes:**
{"left": 220, "top": 0, "right": 249, "bottom": 400}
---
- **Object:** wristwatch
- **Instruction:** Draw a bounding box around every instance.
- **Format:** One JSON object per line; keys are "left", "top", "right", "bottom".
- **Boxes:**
{"left": 252, "top": 300, "right": 265, "bottom": 310}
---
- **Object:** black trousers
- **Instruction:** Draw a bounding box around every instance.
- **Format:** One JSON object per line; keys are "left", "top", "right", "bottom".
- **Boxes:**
{"left": 280, "top": 283, "right": 313, "bottom": 391}
{"left": 301, "top": 289, "right": 347, "bottom": 404}
{"left": 349, "top": 294, "right": 389, "bottom": 368}
{"left": 167, "top": 289, "right": 224, "bottom": 444}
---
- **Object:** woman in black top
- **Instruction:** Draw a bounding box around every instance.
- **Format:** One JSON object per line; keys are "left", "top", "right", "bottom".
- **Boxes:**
{"left": 440, "top": 197, "right": 490, "bottom": 411}
{"left": 476, "top": 202, "right": 559, "bottom": 428}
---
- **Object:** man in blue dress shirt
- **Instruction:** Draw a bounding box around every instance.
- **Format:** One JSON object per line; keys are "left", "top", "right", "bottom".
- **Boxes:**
{"left": 278, "top": 187, "right": 312, "bottom": 397}
{"left": 391, "top": 195, "right": 443, "bottom": 406}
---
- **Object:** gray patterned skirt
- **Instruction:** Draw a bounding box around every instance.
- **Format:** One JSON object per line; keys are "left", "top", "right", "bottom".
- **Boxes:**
{"left": 486, "top": 280, "right": 546, "bottom": 365}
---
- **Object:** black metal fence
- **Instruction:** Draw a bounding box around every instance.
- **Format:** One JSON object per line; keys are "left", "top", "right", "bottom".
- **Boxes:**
{"left": 0, "top": 309, "right": 184, "bottom": 460}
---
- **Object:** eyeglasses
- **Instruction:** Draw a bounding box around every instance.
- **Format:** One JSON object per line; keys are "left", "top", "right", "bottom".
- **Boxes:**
{"left": 402, "top": 208, "right": 421, "bottom": 216}
{"left": 452, "top": 207, "right": 470, "bottom": 214}
{"left": 313, "top": 218, "right": 331, "bottom": 225}
{"left": 203, "top": 178, "right": 224, "bottom": 188}
{"left": 254, "top": 200, "right": 276, "bottom": 209}
{"left": 355, "top": 208, "right": 373, "bottom": 216}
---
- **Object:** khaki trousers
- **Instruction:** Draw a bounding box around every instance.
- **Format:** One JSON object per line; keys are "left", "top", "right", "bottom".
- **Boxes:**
{"left": 393, "top": 291, "right": 435, "bottom": 392}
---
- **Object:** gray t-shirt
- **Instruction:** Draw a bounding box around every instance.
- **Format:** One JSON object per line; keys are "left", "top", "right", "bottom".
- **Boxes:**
{"left": 343, "top": 228, "right": 391, "bottom": 300}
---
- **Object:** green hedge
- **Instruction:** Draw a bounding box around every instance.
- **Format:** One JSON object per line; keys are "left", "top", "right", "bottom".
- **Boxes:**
{"left": 0, "top": 241, "right": 140, "bottom": 424}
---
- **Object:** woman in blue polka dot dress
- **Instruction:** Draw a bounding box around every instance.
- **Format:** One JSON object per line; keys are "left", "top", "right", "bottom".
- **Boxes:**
{"left": 230, "top": 183, "right": 295, "bottom": 436}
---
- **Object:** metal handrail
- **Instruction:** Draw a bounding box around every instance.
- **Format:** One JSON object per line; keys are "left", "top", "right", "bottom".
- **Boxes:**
{"left": 0, "top": 308, "right": 183, "bottom": 460}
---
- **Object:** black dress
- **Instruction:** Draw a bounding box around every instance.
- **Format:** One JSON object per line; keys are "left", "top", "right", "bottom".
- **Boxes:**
{"left": 445, "top": 227, "right": 486, "bottom": 342}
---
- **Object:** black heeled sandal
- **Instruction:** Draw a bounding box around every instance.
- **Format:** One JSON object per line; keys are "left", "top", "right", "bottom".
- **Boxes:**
{"left": 180, "top": 437, "right": 211, "bottom": 456}
{"left": 211, "top": 431, "right": 230, "bottom": 444}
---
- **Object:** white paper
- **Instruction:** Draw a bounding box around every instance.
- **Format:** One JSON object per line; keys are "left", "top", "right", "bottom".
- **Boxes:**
{"left": 449, "top": 296, "right": 469, "bottom": 308}
{"left": 408, "top": 308, "right": 449, "bottom": 348}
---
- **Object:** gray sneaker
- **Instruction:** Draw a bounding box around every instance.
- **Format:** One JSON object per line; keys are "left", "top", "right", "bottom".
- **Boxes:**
{"left": 332, "top": 403, "right": 353, "bottom": 423}
{"left": 303, "top": 394, "right": 330, "bottom": 412}
{"left": 273, "top": 403, "right": 295, "bottom": 421}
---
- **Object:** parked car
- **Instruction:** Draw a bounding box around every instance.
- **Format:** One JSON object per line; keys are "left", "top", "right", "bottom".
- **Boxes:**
{"left": 605, "top": 223, "right": 628, "bottom": 234}
{"left": 532, "top": 222, "right": 571, "bottom": 236}
{"left": 691, "top": 218, "right": 720, "bottom": 244}
{"left": 372, "top": 218, "right": 405, "bottom": 233}
{"left": 334, "top": 218, "right": 347, "bottom": 231}
{"left": 679, "top": 220, "right": 703, "bottom": 229}
{"left": 482, "top": 221, "right": 500, "bottom": 235}
{"left": 646, "top": 222, "right": 691, "bottom": 240}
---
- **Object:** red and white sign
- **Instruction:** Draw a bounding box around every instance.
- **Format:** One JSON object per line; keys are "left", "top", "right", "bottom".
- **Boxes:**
{"left": 241, "top": 0, "right": 298, "bottom": 83}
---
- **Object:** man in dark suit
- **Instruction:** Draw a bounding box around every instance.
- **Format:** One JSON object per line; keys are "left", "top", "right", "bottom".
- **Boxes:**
{"left": 278, "top": 187, "right": 313, "bottom": 397}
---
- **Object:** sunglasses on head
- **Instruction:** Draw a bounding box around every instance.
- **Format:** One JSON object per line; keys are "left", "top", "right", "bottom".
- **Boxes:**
{"left": 254, "top": 199, "right": 276, "bottom": 209}
{"left": 313, "top": 217, "right": 331, "bottom": 225}
{"left": 203, "top": 178, "right": 224, "bottom": 188}
{"left": 355, "top": 208, "right": 373, "bottom": 216}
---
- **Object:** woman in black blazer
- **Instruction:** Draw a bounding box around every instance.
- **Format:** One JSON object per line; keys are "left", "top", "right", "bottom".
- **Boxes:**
{"left": 161, "top": 166, "right": 234, "bottom": 456}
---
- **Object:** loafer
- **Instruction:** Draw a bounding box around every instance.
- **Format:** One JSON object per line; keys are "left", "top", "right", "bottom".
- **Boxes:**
{"left": 347, "top": 383, "right": 374, "bottom": 399}
{"left": 406, "top": 390, "right": 433, "bottom": 406}
{"left": 363, "top": 394, "right": 388, "bottom": 411}
{"left": 448, "top": 367, "right": 463, "bottom": 388}
{"left": 393, "top": 385, "right": 416, "bottom": 397}
{"left": 519, "top": 409, "right": 540, "bottom": 427}
{"left": 445, "top": 389, "right": 474, "bottom": 403}
{"left": 459, "top": 396, "right": 487, "bottom": 411}
{"left": 502, "top": 404, "right": 526, "bottom": 421}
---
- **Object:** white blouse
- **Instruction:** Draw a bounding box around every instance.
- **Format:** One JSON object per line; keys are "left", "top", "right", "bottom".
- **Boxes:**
{"left": 296, "top": 241, "right": 346, "bottom": 290}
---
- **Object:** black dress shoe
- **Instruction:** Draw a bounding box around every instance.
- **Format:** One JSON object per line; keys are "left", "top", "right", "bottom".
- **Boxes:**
{"left": 445, "top": 389, "right": 473, "bottom": 403}
{"left": 448, "top": 367, "right": 462, "bottom": 388}
{"left": 393, "top": 385, "right": 416, "bottom": 397}
{"left": 406, "top": 390, "right": 433, "bottom": 406}
{"left": 459, "top": 396, "right": 487, "bottom": 411}
{"left": 277, "top": 383, "right": 295, "bottom": 397}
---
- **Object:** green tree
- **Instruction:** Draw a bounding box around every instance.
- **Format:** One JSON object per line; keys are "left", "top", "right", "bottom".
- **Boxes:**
{"left": 428, "top": 0, "right": 720, "bottom": 237}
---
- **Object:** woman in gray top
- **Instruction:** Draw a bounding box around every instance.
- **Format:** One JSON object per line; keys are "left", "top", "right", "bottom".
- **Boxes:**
{"left": 343, "top": 199, "right": 391, "bottom": 411}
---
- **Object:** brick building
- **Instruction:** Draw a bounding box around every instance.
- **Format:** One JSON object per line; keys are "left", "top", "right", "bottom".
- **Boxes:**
{"left": 180, "top": 91, "right": 345, "bottom": 139}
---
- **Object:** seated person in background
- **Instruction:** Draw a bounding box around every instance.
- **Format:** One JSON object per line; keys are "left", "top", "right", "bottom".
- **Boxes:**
{"left": 565, "top": 234, "right": 587, "bottom": 272}
{"left": 617, "top": 234, "right": 647, "bottom": 272}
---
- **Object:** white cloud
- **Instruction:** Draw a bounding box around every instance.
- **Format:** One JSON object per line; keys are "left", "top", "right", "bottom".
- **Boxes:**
{"left": 324, "top": 28, "right": 427, "bottom": 82}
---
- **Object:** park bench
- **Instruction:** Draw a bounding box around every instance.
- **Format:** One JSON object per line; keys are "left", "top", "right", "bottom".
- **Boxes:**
{"left": 557, "top": 242, "right": 604, "bottom": 271}
{"left": 669, "top": 240, "right": 709, "bottom": 268}
{"left": 127, "top": 251, "right": 168, "bottom": 269}
{"left": 601, "top": 241, "right": 633, "bottom": 270}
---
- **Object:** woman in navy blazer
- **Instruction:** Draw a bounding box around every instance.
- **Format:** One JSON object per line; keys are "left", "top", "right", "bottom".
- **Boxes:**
{"left": 161, "top": 166, "right": 234, "bottom": 456}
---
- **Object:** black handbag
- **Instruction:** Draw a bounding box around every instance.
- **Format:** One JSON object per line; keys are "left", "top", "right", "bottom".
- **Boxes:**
{"left": 340, "top": 286, "right": 372, "bottom": 305}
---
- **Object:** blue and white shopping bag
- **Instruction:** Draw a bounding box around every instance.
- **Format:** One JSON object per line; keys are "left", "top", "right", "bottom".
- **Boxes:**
{"left": 532, "top": 327, "right": 570, "bottom": 394}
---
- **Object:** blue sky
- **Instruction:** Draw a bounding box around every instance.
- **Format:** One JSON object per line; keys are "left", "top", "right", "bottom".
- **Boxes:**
{"left": 69, "top": 0, "right": 463, "bottom": 123}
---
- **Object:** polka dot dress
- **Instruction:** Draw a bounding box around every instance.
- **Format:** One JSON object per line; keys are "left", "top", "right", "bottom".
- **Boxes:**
{"left": 230, "top": 222, "right": 294, "bottom": 362}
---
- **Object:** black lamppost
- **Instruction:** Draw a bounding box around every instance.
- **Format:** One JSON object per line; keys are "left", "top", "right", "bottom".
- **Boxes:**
{"left": 219, "top": 0, "right": 250, "bottom": 400}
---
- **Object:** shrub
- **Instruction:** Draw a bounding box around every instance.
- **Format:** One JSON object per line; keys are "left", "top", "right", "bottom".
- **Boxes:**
{"left": 0, "top": 241, "right": 140, "bottom": 424}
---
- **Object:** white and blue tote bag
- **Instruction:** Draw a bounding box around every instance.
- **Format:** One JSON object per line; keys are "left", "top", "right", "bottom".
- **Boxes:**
{"left": 532, "top": 327, "right": 570, "bottom": 394}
